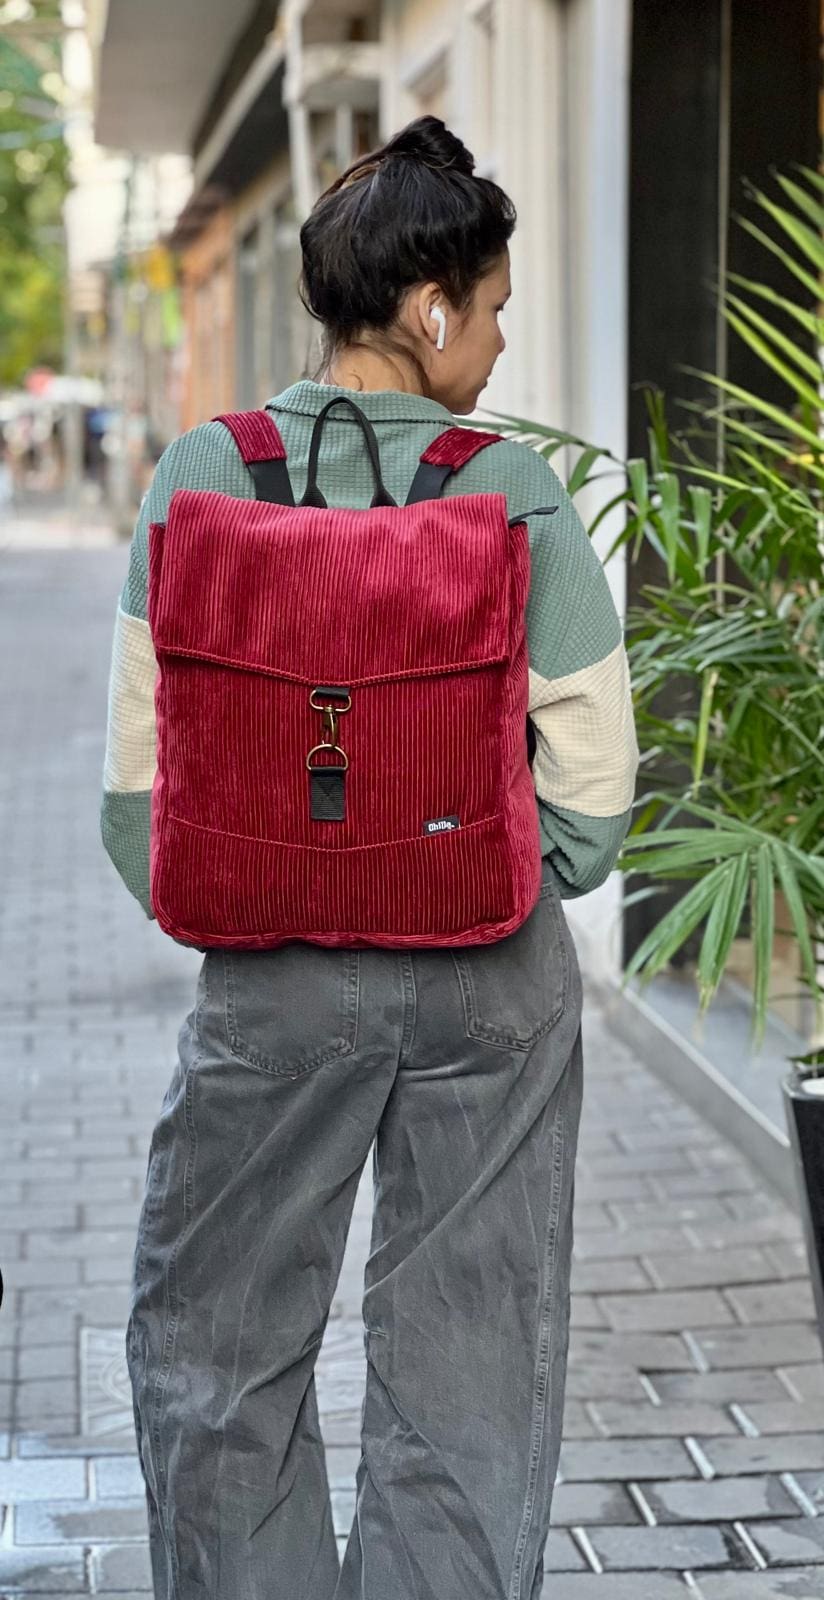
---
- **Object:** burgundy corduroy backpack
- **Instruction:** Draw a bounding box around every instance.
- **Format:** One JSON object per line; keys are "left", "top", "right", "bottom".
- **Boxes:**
{"left": 147, "top": 395, "right": 555, "bottom": 950}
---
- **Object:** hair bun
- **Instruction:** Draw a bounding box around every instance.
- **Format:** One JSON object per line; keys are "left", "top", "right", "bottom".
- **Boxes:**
{"left": 379, "top": 116, "right": 474, "bottom": 176}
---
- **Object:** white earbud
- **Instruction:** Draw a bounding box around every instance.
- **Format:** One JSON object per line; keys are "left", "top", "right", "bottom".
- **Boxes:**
{"left": 430, "top": 306, "right": 447, "bottom": 351}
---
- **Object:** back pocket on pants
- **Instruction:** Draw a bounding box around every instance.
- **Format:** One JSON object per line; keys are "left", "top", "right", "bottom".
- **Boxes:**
{"left": 450, "top": 879, "right": 568, "bottom": 1050}
{"left": 223, "top": 945, "right": 360, "bottom": 1077}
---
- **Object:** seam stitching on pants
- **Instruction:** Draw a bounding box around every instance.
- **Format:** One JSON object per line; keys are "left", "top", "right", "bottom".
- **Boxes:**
{"left": 508, "top": 1067, "right": 568, "bottom": 1600}
{"left": 147, "top": 993, "right": 207, "bottom": 1597}
{"left": 397, "top": 951, "right": 417, "bottom": 1067}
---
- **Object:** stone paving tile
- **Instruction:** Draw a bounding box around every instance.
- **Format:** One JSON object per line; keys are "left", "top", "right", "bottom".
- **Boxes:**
{"left": 0, "top": 1210, "right": 78, "bottom": 1233}
{"left": 16, "top": 1433, "right": 136, "bottom": 1458}
{"left": 538, "top": 1579, "right": 696, "bottom": 1599}
{"left": 650, "top": 1369, "right": 794, "bottom": 1404}
{"left": 725, "top": 1282, "right": 818, "bottom": 1325}
{"left": 736, "top": 1402, "right": 824, "bottom": 1436}
{"left": 698, "top": 1436, "right": 824, "bottom": 1475}
{"left": 610, "top": 1197, "right": 736, "bottom": 1226}
{"left": 570, "top": 1294, "right": 611, "bottom": 1329}
{"left": 0, "top": 1461, "right": 86, "bottom": 1502}
{"left": 90, "top": 1543, "right": 153, "bottom": 1591}
{"left": 558, "top": 1437, "right": 697, "bottom": 1480}
{"left": 0, "top": 1548, "right": 86, "bottom": 1591}
{"left": 597, "top": 1289, "right": 737, "bottom": 1333}
{"left": 564, "top": 1365, "right": 649, "bottom": 1400}
{"left": 24, "top": 1231, "right": 136, "bottom": 1260}
{"left": 324, "top": 1444, "right": 362, "bottom": 1484}
{"left": 548, "top": 1480, "right": 640, "bottom": 1525}
{"left": 572, "top": 1224, "right": 697, "bottom": 1259}
{"left": 641, "top": 1474, "right": 800, "bottom": 1522}
{"left": 642, "top": 1247, "right": 777, "bottom": 1291}
{"left": 14, "top": 1318, "right": 81, "bottom": 1350}
{"left": 696, "top": 1571, "right": 824, "bottom": 1598}
{"left": 746, "top": 1520, "right": 824, "bottom": 1567}
{"left": 15, "top": 1380, "right": 78, "bottom": 1426}
{"left": 693, "top": 1325, "right": 823, "bottom": 1369}
{"left": 81, "top": 1258, "right": 133, "bottom": 1285}
{"left": 793, "top": 1473, "right": 824, "bottom": 1514}
{"left": 614, "top": 1125, "right": 706, "bottom": 1151}
{"left": 17, "top": 1350, "right": 76, "bottom": 1384}
{"left": 574, "top": 1175, "right": 660, "bottom": 1203}
{"left": 581, "top": 1147, "right": 697, "bottom": 1178}
{"left": 687, "top": 1216, "right": 804, "bottom": 1252}
{"left": 572, "top": 1202, "right": 615, "bottom": 1231}
{"left": 561, "top": 1400, "right": 601, "bottom": 1438}
{"left": 91, "top": 1455, "right": 144, "bottom": 1498}
{"left": 764, "top": 1240, "right": 812, "bottom": 1280}
{"left": 0, "top": 1164, "right": 77, "bottom": 1185}
{"left": 14, "top": 1498, "right": 148, "bottom": 1543}
{"left": 659, "top": 1169, "right": 759, "bottom": 1199}
{"left": 586, "top": 1520, "right": 744, "bottom": 1569}
{"left": 322, "top": 1412, "right": 362, "bottom": 1447}
{"left": 3, "top": 1263, "right": 81, "bottom": 1291}
{"left": 13, "top": 1419, "right": 79, "bottom": 1440}
{"left": 569, "top": 1330, "right": 700, "bottom": 1369}
{"left": 586, "top": 1401, "right": 739, "bottom": 1437}
{"left": 536, "top": 1529, "right": 589, "bottom": 1571}
{"left": 18, "top": 1290, "right": 131, "bottom": 1325}
{"left": 570, "top": 1256, "right": 653, "bottom": 1293}
{"left": 725, "top": 1192, "right": 787, "bottom": 1219}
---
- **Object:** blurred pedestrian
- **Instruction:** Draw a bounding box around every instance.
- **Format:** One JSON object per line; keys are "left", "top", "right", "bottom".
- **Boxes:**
{"left": 0, "top": 435, "right": 12, "bottom": 514}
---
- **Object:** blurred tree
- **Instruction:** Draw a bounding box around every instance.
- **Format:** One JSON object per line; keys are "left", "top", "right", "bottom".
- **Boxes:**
{"left": 0, "top": 0, "right": 70, "bottom": 385}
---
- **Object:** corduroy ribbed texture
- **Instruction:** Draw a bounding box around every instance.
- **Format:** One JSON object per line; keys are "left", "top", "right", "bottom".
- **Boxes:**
{"left": 147, "top": 453, "right": 541, "bottom": 946}
{"left": 217, "top": 410, "right": 288, "bottom": 462}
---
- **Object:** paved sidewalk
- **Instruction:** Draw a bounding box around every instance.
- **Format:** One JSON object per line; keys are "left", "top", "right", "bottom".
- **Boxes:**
{"left": 0, "top": 535, "right": 823, "bottom": 1598}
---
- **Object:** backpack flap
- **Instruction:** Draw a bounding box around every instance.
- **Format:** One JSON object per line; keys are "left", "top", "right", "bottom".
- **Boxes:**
{"left": 148, "top": 489, "right": 514, "bottom": 683}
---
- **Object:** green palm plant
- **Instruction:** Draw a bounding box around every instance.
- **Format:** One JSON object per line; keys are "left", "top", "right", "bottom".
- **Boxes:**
{"left": 484, "top": 166, "right": 824, "bottom": 1045}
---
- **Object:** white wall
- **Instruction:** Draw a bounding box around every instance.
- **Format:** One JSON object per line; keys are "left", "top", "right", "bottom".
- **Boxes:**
{"left": 382, "top": 0, "right": 633, "bottom": 976}
{"left": 555, "top": 0, "right": 632, "bottom": 978}
{"left": 63, "top": 7, "right": 191, "bottom": 279}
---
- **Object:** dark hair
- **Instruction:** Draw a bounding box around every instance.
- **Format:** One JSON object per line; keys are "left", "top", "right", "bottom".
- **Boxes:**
{"left": 299, "top": 116, "right": 516, "bottom": 393}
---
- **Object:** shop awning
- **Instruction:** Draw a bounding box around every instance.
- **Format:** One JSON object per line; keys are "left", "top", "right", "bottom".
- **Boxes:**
{"left": 91, "top": 0, "right": 261, "bottom": 154}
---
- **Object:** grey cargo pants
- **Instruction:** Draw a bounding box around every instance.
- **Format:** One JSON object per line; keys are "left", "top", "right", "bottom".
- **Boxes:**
{"left": 126, "top": 859, "right": 584, "bottom": 1600}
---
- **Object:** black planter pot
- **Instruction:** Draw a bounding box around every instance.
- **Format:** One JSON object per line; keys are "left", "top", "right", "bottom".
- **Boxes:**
{"left": 782, "top": 1058, "right": 824, "bottom": 1359}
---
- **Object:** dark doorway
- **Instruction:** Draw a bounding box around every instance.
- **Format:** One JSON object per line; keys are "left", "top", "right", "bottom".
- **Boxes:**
{"left": 624, "top": 0, "right": 820, "bottom": 961}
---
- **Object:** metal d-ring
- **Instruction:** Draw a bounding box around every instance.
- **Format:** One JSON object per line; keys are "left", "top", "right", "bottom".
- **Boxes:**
{"left": 306, "top": 744, "right": 349, "bottom": 771}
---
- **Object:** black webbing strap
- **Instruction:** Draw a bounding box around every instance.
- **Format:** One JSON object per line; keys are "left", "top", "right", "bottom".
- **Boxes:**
{"left": 404, "top": 459, "right": 453, "bottom": 505}
{"left": 248, "top": 456, "right": 296, "bottom": 505}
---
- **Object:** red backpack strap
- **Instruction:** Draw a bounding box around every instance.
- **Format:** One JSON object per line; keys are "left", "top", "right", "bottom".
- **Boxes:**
{"left": 405, "top": 426, "right": 503, "bottom": 505}
{"left": 212, "top": 409, "right": 295, "bottom": 505}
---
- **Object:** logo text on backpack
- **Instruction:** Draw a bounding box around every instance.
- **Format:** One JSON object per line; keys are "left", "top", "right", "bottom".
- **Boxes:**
{"left": 423, "top": 815, "right": 460, "bottom": 836}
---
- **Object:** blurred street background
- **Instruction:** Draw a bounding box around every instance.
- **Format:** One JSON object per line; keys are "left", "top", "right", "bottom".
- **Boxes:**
{"left": 2, "top": 0, "right": 824, "bottom": 1595}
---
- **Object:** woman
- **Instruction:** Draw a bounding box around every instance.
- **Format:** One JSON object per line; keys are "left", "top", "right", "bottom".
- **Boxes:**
{"left": 102, "top": 116, "right": 638, "bottom": 1600}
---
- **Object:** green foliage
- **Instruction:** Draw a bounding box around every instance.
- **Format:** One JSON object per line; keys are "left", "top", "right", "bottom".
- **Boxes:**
{"left": 0, "top": 2, "right": 70, "bottom": 383}
{"left": 485, "top": 166, "right": 824, "bottom": 1044}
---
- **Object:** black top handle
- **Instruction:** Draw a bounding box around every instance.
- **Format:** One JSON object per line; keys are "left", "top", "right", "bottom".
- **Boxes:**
{"left": 299, "top": 396, "right": 398, "bottom": 509}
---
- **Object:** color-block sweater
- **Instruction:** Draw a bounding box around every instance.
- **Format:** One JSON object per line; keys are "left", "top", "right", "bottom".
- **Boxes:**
{"left": 100, "top": 379, "right": 639, "bottom": 918}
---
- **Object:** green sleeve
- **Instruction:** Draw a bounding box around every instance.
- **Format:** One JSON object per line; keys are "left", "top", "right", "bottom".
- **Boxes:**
{"left": 100, "top": 423, "right": 256, "bottom": 915}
